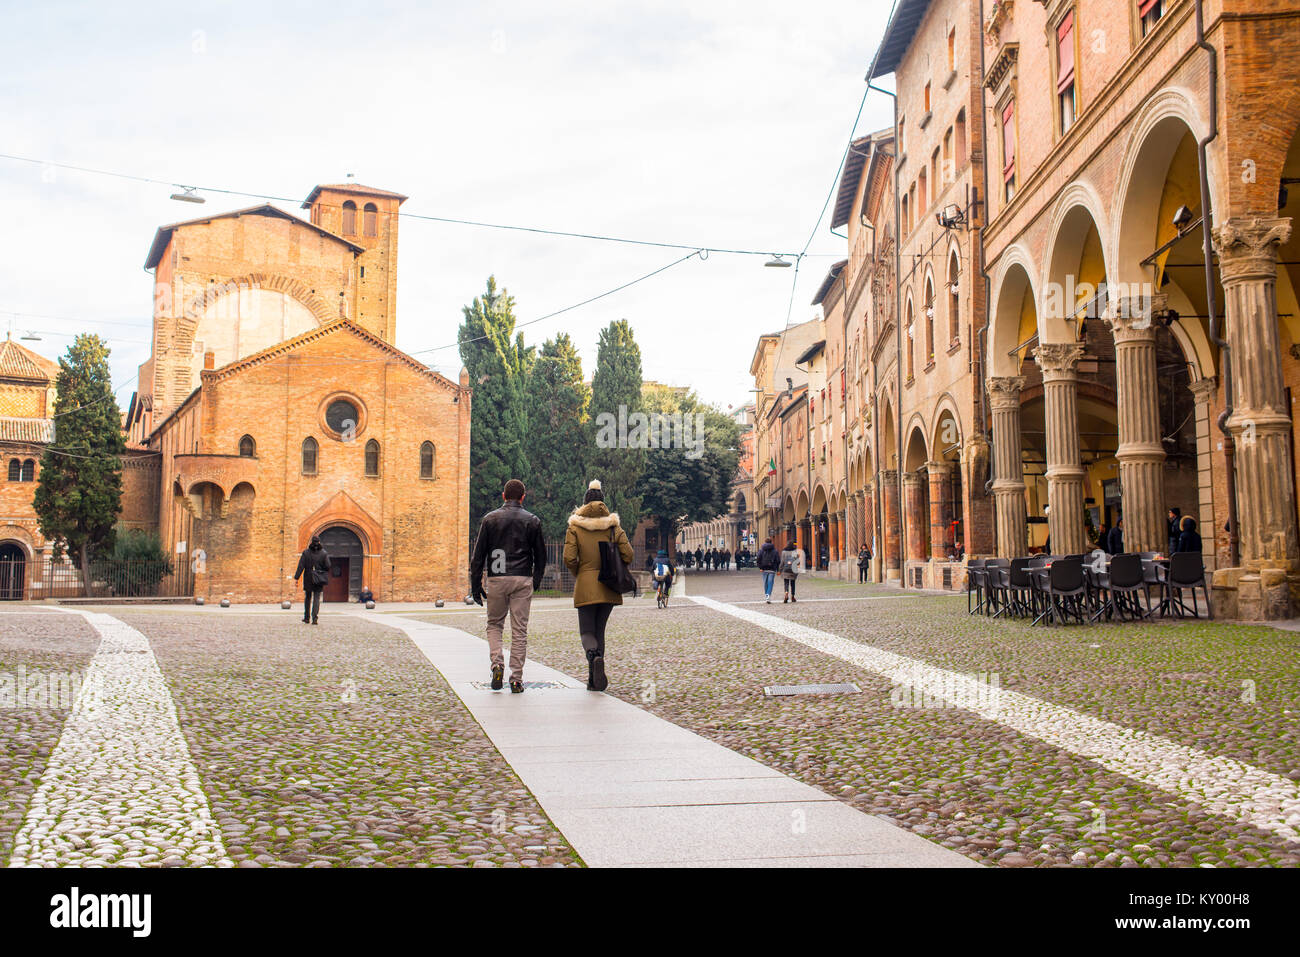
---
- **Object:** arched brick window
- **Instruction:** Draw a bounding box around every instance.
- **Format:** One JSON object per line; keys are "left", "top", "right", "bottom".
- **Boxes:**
{"left": 302, "top": 437, "right": 318, "bottom": 475}
{"left": 948, "top": 251, "right": 961, "bottom": 343}
{"left": 238, "top": 434, "right": 255, "bottom": 457}
{"left": 20, "top": 459, "right": 34, "bottom": 482}
{"left": 6, "top": 460, "right": 18, "bottom": 482}
{"left": 341, "top": 201, "right": 357, "bottom": 236}
{"left": 420, "top": 441, "right": 435, "bottom": 479}
{"left": 365, "top": 439, "right": 380, "bottom": 477}
{"left": 363, "top": 203, "right": 378, "bottom": 237}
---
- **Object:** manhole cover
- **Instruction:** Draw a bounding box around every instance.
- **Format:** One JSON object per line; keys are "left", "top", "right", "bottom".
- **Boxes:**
{"left": 470, "top": 680, "right": 569, "bottom": 690}
{"left": 763, "top": 682, "right": 862, "bottom": 697}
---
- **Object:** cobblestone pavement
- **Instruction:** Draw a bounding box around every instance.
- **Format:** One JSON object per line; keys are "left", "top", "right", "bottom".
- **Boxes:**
{"left": 428, "top": 571, "right": 1300, "bottom": 868}
{"left": 0, "top": 612, "right": 100, "bottom": 864}
{"left": 2, "top": 609, "right": 579, "bottom": 868}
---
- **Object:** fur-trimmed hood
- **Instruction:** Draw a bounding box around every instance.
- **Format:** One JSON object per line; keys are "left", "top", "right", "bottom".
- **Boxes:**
{"left": 568, "top": 501, "right": 622, "bottom": 531}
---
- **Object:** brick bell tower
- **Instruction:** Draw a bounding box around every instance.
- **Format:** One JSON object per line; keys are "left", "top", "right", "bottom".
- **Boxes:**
{"left": 302, "top": 181, "right": 407, "bottom": 342}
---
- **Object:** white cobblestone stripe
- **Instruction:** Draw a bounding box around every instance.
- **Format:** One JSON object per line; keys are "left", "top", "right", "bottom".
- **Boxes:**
{"left": 691, "top": 595, "right": 1300, "bottom": 844}
{"left": 7, "top": 611, "right": 232, "bottom": 868}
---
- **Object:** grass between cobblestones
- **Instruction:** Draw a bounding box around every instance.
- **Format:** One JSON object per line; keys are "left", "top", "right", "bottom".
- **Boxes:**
{"left": 425, "top": 571, "right": 1300, "bottom": 868}
{"left": 0, "top": 613, "right": 101, "bottom": 865}
{"left": 118, "top": 611, "right": 581, "bottom": 868}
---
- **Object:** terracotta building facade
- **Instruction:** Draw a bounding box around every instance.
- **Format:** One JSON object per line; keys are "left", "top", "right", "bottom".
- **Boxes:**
{"left": 124, "top": 183, "right": 472, "bottom": 603}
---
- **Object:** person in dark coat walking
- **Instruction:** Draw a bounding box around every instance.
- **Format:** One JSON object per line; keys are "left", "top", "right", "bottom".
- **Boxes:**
{"left": 694, "top": 547, "right": 703, "bottom": 569}
{"left": 294, "top": 535, "right": 330, "bottom": 625}
{"left": 857, "top": 545, "right": 872, "bottom": 583}
{"left": 1167, "top": 508, "right": 1182, "bottom": 557}
{"left": 756, "top": 538, "right": 780, "bottom": 602}
{"left": 1176, "top": 516, "right": 1202, "bottom": 554}
{"left": 1107, "top": 517, "right": 1124, "bottom": 556}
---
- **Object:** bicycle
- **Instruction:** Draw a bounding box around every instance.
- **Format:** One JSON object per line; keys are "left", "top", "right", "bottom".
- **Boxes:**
{"left": 655, "top": 576, "right": 671, "bottom": 608}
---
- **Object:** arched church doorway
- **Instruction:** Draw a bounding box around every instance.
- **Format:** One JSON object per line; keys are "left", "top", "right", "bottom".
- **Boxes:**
{"left": 318, "top": 526, "right": 364, "bottom": 602}
{"left": 0, "top": 542, "right": 26, "bottom": 600}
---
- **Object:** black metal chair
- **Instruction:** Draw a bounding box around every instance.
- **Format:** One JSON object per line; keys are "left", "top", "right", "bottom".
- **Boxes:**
{"left": 967, "top": 559, "right": 987, "bottom": 615}
{"left": 1165, "top": 553, "right": 1211, "bottom": 619}
{"left": 1006, "top": 558, "right": 1039, "bottom": 619}
{"left": 1097, "top": 553, "right": 1149, "bottom": 621}
{"left": 1045, "top": 559, "right": 1088, "bottom": 624}
{"left": 983, "top": 558, "right": 1010, "bottom": 616}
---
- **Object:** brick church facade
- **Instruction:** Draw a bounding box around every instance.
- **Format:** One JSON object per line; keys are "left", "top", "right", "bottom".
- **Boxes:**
{"left": 123, "top": 182, "right": 472, "bottom": 603}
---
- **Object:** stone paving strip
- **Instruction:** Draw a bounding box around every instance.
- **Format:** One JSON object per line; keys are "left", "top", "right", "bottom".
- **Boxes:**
{"left": 691, "top": 594, "right": 1300, "bottom": 846}
{"left": 0, "top": 611, "right": 102, "bottom": 864}
{"left": 128, "top": 611, "right": 579, "bottom": 867}
{"left": 8, "top": 610, "right": 231, "bottom": 868}
{"left": 372, "top": 611, "right": 976, "bottom": 868}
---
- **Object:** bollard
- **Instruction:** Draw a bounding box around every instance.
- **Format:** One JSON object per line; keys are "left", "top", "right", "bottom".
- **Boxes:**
{"left": 195, "top": 597, "right": 205, "bottom": 606}
{"left": 281, "top": 600, "right": 292, "bottom": 610}
{"left": 464, "top": 595, "right": 473, "bottom": 605}
{"left": 220, "top": 599, "right": 231, "bottom": 608}
{"left": 365, "top": 600, "right": 375, "bottom": 610}
{"left": 434, "top": 598, "right": 445, "bottom": 608}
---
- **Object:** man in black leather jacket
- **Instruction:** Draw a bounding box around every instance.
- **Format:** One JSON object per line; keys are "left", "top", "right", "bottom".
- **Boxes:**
{"left": 469, "top": 479, "right": 547, "bottom": 693}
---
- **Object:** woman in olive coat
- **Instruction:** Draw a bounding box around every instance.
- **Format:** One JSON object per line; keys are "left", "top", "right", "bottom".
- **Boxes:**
{"left": 563, "top": 480, "right": 634, "bottom": 691}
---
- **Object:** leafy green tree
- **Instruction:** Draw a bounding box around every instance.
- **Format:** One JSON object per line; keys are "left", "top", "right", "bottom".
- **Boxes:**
{"left": 458, "top": 276, "right": 533, "bottom": 525}
{"left": 588, "top": 319, "right": 645, "bottom": 531}
{"left": 33, "top": 334, "right": 126, "bottom": 595}
{"left": 637, "top": 386, "right": 741, "bottom": 552}
{"left": 523, "top": 334, "right": 590, "bottom": 541}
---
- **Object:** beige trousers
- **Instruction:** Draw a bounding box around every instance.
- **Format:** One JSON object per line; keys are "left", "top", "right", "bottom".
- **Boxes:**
{"left": 485, "top": 575, "right": 533, "bottom": 682}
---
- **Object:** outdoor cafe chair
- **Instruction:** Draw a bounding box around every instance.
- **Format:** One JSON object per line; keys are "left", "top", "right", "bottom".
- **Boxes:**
{"left": 1045, "top": 558, "right": 1087, "bottom": 624}
{"left": 1006, "top": 558, "right": 1039, "bottom": 619}
{"left": 1096, "top": 553, "right": 1150, "bottom": 621}
{"left": 1164, "top": 552, "right": 1212, "bottom": 619}
{"left": 967, "top": 559, "right": 987, "bottom": 615}
{"left": 983, "top": 558, "right": 1010, "bottom": 616}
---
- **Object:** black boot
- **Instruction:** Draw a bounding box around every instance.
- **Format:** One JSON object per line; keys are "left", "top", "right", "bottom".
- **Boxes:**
{"left": 585, "top": 649, "right": 598, "bottom": 691}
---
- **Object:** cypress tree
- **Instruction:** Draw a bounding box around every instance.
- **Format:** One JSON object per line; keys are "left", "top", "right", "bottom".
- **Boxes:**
{"left": 588, "top": 319, "right": 645, "bottom": 532}
{"left": 523, "top": 334, "right": 590, "bottom": 542}
{"left": 33, "top": 334, "right": 126, "bottom": 595}
{"left": 458, "top": 276, "right": 533, "bottom": 525}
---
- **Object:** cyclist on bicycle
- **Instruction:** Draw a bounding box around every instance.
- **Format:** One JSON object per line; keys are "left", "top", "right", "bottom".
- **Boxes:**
{"left": 652, "top": 548, "right": 675, "bottom": 607}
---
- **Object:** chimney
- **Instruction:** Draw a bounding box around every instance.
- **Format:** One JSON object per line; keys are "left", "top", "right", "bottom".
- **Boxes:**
{"left": 203, "top": 351, "right": 215, "bottom": 370}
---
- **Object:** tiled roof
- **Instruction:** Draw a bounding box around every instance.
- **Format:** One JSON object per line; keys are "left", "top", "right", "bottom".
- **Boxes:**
{"left": 144, "top": 204, "right": 364, "bottom": 269}
{"left": 0, "top": 337, "right": 58, "bottom": 383}
{"left": 0, "top": 416, "right": 54, "bottom": 444}
{"left": 301, "top": 183, "right": 409, "bottom": 207}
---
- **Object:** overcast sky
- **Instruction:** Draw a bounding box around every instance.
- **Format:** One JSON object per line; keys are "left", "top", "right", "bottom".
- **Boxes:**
{"left": 0, "top": 1, "right": 895, "bottom": 412}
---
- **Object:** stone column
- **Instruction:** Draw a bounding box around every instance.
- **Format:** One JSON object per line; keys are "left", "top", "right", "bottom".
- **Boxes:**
{"left": 1188, "top": 376, "right": 1218, "bottom": 566}
{"left": 988, "top": 376, "right": 1028, "bottom": 558}
{"left": 928, "top": 461, "right": 953, "bottom": 561}
{"left": 880, "top": 470, "right": 900, "bottom": 577}
{"left": 1214, "top": 217, "right": 1299, "bottom": 569}
{"left": 847, "top": 496, "right": 860, "bottom": 556}
{"left": 904, "top": 470, "right": 928, "bottom": 562}
{"left": 1036, "top": 343, "right": 1087, "bottom": 555}
{"left": 1110, "top": 294, "right": 1167, "bottom": 554}
{"left": 837, "top": 510, "right": 847, "bottom": 562}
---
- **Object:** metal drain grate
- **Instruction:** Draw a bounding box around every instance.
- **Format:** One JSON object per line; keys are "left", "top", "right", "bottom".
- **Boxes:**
{"left": 470, "top": 680, "right": 569, "bottom": 690}
{"left": 763, "top": 682, "right": 862, "bottom": 697}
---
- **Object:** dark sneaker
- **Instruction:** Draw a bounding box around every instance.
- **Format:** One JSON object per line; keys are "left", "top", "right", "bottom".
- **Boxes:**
{"left": 590, "top": 656, "right": 608, "bottom": 692}
{"left": 510, "top": 679, "right": 524, "bottom": 694}
{"left": 491, "top": 664, "right": 504, "bottom": 691}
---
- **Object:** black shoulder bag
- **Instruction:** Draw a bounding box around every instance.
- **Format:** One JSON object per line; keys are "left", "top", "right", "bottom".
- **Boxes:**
{"left": 598, "top": 527, "right": 637, "bottom": 595}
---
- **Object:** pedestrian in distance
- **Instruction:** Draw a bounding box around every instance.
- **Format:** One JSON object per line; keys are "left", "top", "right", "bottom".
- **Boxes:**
{"left": 1167, "top": 507, "right": 1182, "bottom": 557}
{"left": 1177, "top": 515, "right": 1202, "bottom": 554}
{"left": 756, "top": 537, "right": 780, "bottom": 602}
{"left": 563, "top": 480, "right": 634, "bottom": 692}
{"left": 293, "top": 535, "right": 330, "bottom": 625}
{"left": 857, "top": 544, "right": 872, "bottom": 583}
{"left": 780, "top": 539, "right": 804, "bottom": 603}
{"left": 694, "top": 546, "right": 703, "bottom": 568}
{"left": 469, "top": 478, "right": 547, "bottom": 694}
{"left": 1107, "top": 517, "right": 1124, "bottom": 556}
